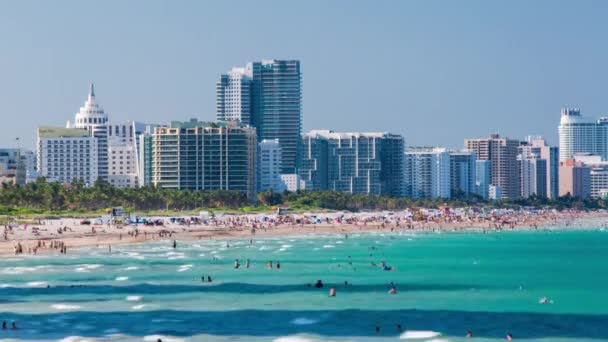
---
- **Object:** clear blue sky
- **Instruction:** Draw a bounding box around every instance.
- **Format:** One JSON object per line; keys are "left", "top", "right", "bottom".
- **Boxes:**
{"left": 1, "top": 0, "right": 607, "bottom": 150}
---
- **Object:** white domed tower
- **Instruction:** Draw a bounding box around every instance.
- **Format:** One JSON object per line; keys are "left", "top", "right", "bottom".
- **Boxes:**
{"left": 67, "top": 83, "right": 109, "bottom": 181}
{"left": 72, "top": 84, "right": 108, "bottom": 129}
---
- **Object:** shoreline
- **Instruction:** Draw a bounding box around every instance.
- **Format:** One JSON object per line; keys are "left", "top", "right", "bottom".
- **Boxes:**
{"left": 1, "top": 209, "right": 607, "bottom": 257}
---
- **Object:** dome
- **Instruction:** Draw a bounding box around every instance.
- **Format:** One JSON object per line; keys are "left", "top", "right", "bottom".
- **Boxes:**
{"left": 72, "top": 83, "right": 108, "bottom": 128}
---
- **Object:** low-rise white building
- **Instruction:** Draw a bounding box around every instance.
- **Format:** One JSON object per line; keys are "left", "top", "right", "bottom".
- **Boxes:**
{"left": 280, "top": 174, "right": 306, "bottom": 192}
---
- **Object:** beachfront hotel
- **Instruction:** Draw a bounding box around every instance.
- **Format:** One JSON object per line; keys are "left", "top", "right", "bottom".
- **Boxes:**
{"left": 37, "top": 126, "right": 99, "bottom": 186}
{"left": 449, "top": 150, "right": 477, "bottom": 197}
{"left": 558, "top": 107, "right": 608, "bottom": 161}
{"left": 217, "top": 60, "right": 302, "bottom": 175}
{"left": 151, "top": 119, "right": 257, "bottom": 201}
{"left": 465, "top": 134, "right": 520, "bottom": 199}
{"left": 300, "top": 130, "right": 405, "bottom": 196}
{"left": 404, "top": 147, "right": 451, "bottom": 199}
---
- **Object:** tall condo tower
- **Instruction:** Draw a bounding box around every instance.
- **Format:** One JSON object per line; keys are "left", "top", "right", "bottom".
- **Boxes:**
{"left": 217, "top": 60, "right": 302, "bottom": 174}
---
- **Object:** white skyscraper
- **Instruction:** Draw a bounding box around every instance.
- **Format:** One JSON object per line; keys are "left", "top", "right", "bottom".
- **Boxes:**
{"left": 216, "top": 67, "right": 253, "bottom": 124}
{"left": 558, "top": 107, "right": 608, "bottom": 161}
{"left": 404, "top": 147, "right": 451, "bottom": 199}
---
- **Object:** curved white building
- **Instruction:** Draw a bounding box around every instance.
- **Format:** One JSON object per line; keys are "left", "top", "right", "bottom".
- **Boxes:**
{"left": 67, "top": 84, "right": 109, "bottom": 181}
{"left": 558, "top": 108, "right": 599, "bottom": 161}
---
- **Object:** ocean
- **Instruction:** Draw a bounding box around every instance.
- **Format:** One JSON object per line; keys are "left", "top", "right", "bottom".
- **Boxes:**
{"left": 1, "top": 229, "right": 608, "bottom": 341}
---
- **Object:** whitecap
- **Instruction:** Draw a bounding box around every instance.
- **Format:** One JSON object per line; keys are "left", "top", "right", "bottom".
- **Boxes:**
{"left": 322, "top": 245, "right": 335, "bottom": 248}
{"left": 51, "top": 304, "right": 81, "bottom": 311}
{"left": 132, "top": 304, "right": 147, "bottom": 310}
{"left": 143, "top": 335, "right": 184, "bottom": 342}
{"left": 177, "top": 264, "right": 193, "bottom": 272}
{"left": 427, "top": 339, "right": 450, "bottom": 342}
{"left": 400, "top": 330, "right": 441, "bottom": 339}
{"left": 290, "top": 317, "right": 318, "bottom": 325}
{"left": 58, "top": 336, "right": 95, "bottom": 342}
{"left": 126, "top": 295, "right": 141, "bottom": 301}
{"left": 27, "top": 281, "right": 48, "bottom": 287}
{"left": 75, "top": 264, "right": 103, "bottom": 272}
{"left": 122, "top": 266, "right": 139, "bottom": 271}
{"left": 115, "top": 276, "right": 129, "bottom": 281}
{"left": 281, "top": 244, "right": 293, "bottom": 248}
{"left": 274, "top": 337, "right": 316, "bottom": 342}
{"left": 2, "top": 266, "right": 47, "bottom": 275}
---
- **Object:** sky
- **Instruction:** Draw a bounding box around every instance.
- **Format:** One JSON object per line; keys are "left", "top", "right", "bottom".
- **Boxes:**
{"left": 1, "top": 0, "right": 607, "bottom": 150}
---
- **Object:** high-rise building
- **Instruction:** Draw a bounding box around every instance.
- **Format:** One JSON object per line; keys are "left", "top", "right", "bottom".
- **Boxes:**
{"left": 67, "top": 84, "right": 109, "bottom": 181}
{"left": 404, "top": 147, "right": 451, "bottom": 199}
{"left": 559, "top": 158, "right": 591, "bottom": 198}
{"left": 251, "top": 60, "right": 302, "bottom": 174}
{"left": 258, "top": 139, "right": 284, "bottom": 192}
{"left": 465, "top": 134, "right": 520, "bottom": 199}
{"left": 301, "top": 130, "right": 404, "bottom": 196}
{"left": 449, "top": 150, "right": 477, "bottom": 197}
{"left": 300, "top": 133, "right": 329, "bottom": 191}
{"left": 37, "top": 127, "right": 98, "bottom": 186}
{"left": 475, "top": 160, "right": 491, "bottom": 199}
{"left": 521, "top": 136, "right": 559, "bottom": 198}
{"left": 558, "top": 107, "right": 608, "bottom": 161}
{"left": 216, "top": 68, "right": 253, "bottom": 124}
{"left": 217, "top": 60, "right": 302, "bottom": 174}
{"left": 518, "top": 154, "right": 547, "bottom": 198}
{"left": 151, "top": 120, "right": 257, "bottom": 201}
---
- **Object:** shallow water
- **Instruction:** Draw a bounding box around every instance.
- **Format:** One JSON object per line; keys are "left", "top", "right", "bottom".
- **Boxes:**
{"left": 1, "top": 229, "right": 608, "bottom": 341}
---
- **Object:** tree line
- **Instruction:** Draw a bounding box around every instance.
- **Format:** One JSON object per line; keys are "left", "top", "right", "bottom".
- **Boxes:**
{"left": 0, "top": 177, "right": 605, "bottom": 214}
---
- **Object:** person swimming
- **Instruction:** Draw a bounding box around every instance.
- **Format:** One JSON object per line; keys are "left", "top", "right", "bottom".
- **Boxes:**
{"left": 276, "top": 261, "right": 281, "bottom": 269}
{"left": 506, "top": 333, "right": 513, "bottom": 340}
{"left": 315, "top": 280, "right": 324, "bottom": 288}
{"left": 388, "top": 286, "right": 397, "bottom": 294}
{"left": 207, "top": 276, "right": 212, "bottom": 282}
{"left": 1, "top": 321, "right": 6, "bottom": 329}
{"left": 467, "top": 330, "right": 473, "bottom": 338}
{"left": 397, "top": 324, "right": 403, "bottom": 332}
{"left": 11, "top": 322, "right": 16, "bottom": 330}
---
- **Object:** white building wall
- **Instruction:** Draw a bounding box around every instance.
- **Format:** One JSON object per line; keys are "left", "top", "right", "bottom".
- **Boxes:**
{"left": 38, "top": 137, "right": 98, "bottom": 186}
{"left": 258, "top": 139, "right": 284, "bottom": 192}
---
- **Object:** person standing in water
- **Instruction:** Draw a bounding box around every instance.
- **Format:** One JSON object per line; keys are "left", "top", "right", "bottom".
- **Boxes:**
{"left": 246, "top": 259, "right": 250, "bottom": 268}
{"left": 172, "top": 240, "right": 177, "bottom": 249}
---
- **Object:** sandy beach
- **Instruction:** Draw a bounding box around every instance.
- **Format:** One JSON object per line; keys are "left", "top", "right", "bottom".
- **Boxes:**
{"left": 1, "top": 208, "right": 607, "bottom": 256}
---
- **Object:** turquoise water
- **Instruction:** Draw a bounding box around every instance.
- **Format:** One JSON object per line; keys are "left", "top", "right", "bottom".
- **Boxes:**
{"left": 1, "top": 230, "right": 608, "bottom": 341}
